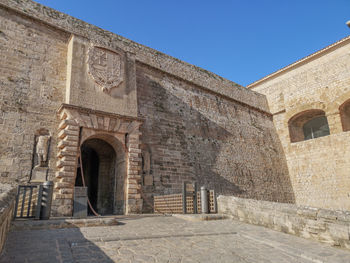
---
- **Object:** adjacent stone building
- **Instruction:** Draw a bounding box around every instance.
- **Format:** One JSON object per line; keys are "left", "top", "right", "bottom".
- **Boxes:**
{"left": 249, "top": 36, "right": 350, "bottom": 211}
{"left": 0, "top": 0, "right": 295, "bottom": 216}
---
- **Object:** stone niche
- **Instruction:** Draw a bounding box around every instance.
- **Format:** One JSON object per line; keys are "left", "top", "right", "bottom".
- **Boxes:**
{"left": 30, "top": 128, "right": 51, "bottom": 183}
{"left": 65, "top": 35, "right": 138, "bottom": 117}
{"left": 52, "top": 104, "right": 143, "bottom": 217}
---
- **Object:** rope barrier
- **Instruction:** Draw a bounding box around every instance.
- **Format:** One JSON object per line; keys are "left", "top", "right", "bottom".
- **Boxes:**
{"left": 78, "top": 148, "right": 100, "bottom": 217}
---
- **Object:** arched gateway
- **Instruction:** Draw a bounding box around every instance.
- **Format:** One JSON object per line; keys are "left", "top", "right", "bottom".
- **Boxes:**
{"left": 52, "top": 104, "right": 143, "bottom": 217}
{"left": 76, "top": 137, "right": 126, "bottom": 215}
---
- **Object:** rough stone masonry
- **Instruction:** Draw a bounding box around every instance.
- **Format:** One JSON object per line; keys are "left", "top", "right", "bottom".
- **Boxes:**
{"left": 0, "top": 0, "right": 294, "bottom": 216}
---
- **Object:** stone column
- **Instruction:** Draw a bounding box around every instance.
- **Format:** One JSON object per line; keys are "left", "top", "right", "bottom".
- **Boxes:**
{"left": 126, "top": 131, "right": 143, "bottom": 214}
{"left": 52, "top": 110, "right": 79, "bottom": 216}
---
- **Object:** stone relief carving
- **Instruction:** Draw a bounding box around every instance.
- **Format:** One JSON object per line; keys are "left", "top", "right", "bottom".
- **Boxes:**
{"left": 30, "top": 129, "right": 51, "bottom": 182}
{"left": 142, "top": 151, "right": 151, "bottom": 175}
{"left": 141, "top": 145, "right": 153, "bottom": 186}
{"left": 88, "top": 46, "right": 124, "bottom": 95}
{"left": 35, "top": 135, "right": 50, "bottom": 168}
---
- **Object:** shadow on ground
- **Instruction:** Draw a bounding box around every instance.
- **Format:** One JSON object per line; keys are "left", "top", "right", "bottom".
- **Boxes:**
{"left": 0, "top": 225, "right": 115, "bottom": 263}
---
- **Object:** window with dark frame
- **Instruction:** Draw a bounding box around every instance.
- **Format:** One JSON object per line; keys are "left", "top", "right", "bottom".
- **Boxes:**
{"left": 302, "top": 116, "right": 330, "bottom": 140}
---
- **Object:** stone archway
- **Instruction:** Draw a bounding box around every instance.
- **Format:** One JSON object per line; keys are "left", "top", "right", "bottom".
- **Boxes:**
{"left": 78, "top": 132, "right": 128, "bottom": 215}
{"left": 52, "top": 104, "right": 143, "bottom": 217}
{"left": 76, "top": 138, "right": 117, "bottom": 215}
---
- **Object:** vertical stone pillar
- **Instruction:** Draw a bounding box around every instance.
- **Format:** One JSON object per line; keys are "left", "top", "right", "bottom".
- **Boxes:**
{"left": 52, "top": 110, "right": 79, "bottom": 217}
{"left": 126, "top": 131, "right": 143, "bottom": 214}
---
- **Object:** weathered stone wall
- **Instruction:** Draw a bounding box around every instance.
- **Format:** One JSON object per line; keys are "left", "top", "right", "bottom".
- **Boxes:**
{"left": 250, "top": 37, "right": 350, "bottom": 211}
{"left": 137, "top": 64, "right": 295, "bottom": 212}
{"left": 0, "top": 184, "right": 17, "bottom": 253}
{"left": 0, "top": 0, "right": 296, "bottom": 216}
{"left": 0, "top": 5, "right": 69, "bottom": 184}
{"left": 218, "top": 195, "right": 350, "bottom": 249}
{"left": 0, "top": 0, "right": 269, "bottom": 114}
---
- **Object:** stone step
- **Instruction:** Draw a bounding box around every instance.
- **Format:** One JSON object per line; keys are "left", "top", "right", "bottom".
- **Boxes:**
{"left": 172, "top": 213, "right": 230, "bottom": 222}
{"left": 11, "top": 216, "right": 118, "bottom": 231}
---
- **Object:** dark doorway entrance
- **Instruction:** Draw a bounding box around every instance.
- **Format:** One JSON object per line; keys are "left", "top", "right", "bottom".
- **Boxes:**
{"left": 75, "top": 138, "right": 116, "bottom": 215}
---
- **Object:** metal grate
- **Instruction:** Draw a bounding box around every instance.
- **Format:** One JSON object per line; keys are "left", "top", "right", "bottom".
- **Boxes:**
{"left": 153, "top": 194, "right": 183, "bottom": 214}
{"left": 14, "top": 185, "right": 42, "bottom": 219}
{"left": 154, "top": 190, "right": 217, "bottom": 214}
{"left": 209, "top": 190, "right": 217, "bottom": 213}
{"left": 185, "top": 193, "right": 201, "bottom": 214}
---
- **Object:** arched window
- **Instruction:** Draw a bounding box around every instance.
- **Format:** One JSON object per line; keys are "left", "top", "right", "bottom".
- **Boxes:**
{"left": 302, "top": 116, "right": 330, "bottom": 140}
{"left": 288, "top": 110, "right": 330, "bottom": 143}
{"left": 339, "top": 99, "right": 350, "bottom": 132}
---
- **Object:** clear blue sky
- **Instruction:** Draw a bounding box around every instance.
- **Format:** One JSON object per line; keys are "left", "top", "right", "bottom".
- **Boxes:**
{"left": 35, "top": 0, "right": 350, "bottom": 87}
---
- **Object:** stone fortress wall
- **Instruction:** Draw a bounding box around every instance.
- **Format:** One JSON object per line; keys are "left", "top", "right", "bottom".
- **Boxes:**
{"left": 0, "top": 0, "right": 294, "bottom": 216}
{"left": 249, "top": 36, "right": 350, "bottom": 211}
{"left": 136, "top": 63, "right": 294, "bottom": 212}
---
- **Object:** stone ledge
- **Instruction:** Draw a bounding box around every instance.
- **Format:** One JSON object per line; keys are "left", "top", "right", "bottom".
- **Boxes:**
{"left": 172, "top": 214, "right": 230, "bottom": 222}
{"left": 218, "top": 195, "right": 350, "bottom": 250}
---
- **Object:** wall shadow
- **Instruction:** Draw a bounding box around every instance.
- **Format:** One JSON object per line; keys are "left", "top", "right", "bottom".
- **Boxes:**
{"left": 136, "top": 64, "right": 295, "bottom": 212}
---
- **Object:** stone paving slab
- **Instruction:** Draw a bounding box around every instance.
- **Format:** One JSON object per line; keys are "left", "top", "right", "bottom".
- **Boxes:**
{"left": 172, "top": 214, "right": 230, "bottom": 221}
{"left": 1, "top": 216, "right": 350, "bottom": 263}
{"left": 11, "top": 217, "right": 119, "bottom": 231}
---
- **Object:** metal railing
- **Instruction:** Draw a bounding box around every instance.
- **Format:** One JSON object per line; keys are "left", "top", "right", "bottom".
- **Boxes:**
{"left": 14, "top": 182, "right": 53, "bottom": 220}
{"left": 14, "top": 185, "right": 42, "bottom": 219}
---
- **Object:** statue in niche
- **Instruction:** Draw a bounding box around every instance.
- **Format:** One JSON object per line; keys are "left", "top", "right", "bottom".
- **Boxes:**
{"left": 142, "top": 151, "right": 151, "bottom": 175}
{"left": 30, "top": 129, "right": 51, "bottom": 182}
{"left": 141, "top": 146, "right": 153, "bottom": 186}
{"left": 35, "top": 135, "right": 50, "bottom": 167}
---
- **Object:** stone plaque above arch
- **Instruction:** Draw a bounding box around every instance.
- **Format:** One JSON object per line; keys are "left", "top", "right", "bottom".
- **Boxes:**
{"left": 65, "top": 35, "right": 138, "bottom": 117}
{"left": 88, "top": 46, "right": 125, "bottom": 95}
{"left": 52, "top": 103, "right": 143, "bottom": 217}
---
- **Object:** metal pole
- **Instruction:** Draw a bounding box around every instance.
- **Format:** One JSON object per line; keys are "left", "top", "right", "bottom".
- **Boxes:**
{"left": 40, "top": 181, "right": 53, "bottom": 220}
{"left": 212, "top": 190, "right": 217, "bottom": 213}
{"left": 20, "top": 187, "right": 26, "bottom": 218}
{"left": 27, "top": 186, "right": 33, "bottom": 217}
{"left": 35, "top": 185, "right": 43, "bottom": 219}
{"left": 201, "top": 186, "right": 209, "bottom": 214}
{"left": 193, "top": 182, "right": 198, "bottom": 214}
{"left": 182, "top": 182, "right": 187, "bottom": 214}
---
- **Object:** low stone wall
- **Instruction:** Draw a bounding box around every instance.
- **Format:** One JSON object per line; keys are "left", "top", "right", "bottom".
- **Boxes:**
{"left": 218, "top": 195, "right": 350, "bottom": 249}
{"left": 0, "top": 184, "right": 17, "bottom": 253}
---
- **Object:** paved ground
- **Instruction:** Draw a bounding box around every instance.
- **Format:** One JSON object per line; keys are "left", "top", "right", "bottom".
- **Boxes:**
{"left": 1, "top": 215, "right": 350, "bottom": 263}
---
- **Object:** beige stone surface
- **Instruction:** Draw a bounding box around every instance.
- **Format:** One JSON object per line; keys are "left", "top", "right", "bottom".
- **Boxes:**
{"left": 137, "top": 64, "right": 294, "bottom": 213}
{"left": 66, "top": 36, "right": 138, "bottom": 117}
{"left": 250, "top": 37, "right": 350, "bottom": 211}
{"left": 3, "top": 216, "right": 350, "bottom": 262}
{"left": 0, "top": 4, "right": 69, "bottom": 184}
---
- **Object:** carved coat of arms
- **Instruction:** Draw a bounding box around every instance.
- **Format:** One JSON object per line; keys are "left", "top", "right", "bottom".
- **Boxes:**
{"left": 88, "top": 46, "right": 124, "bottom": 94}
